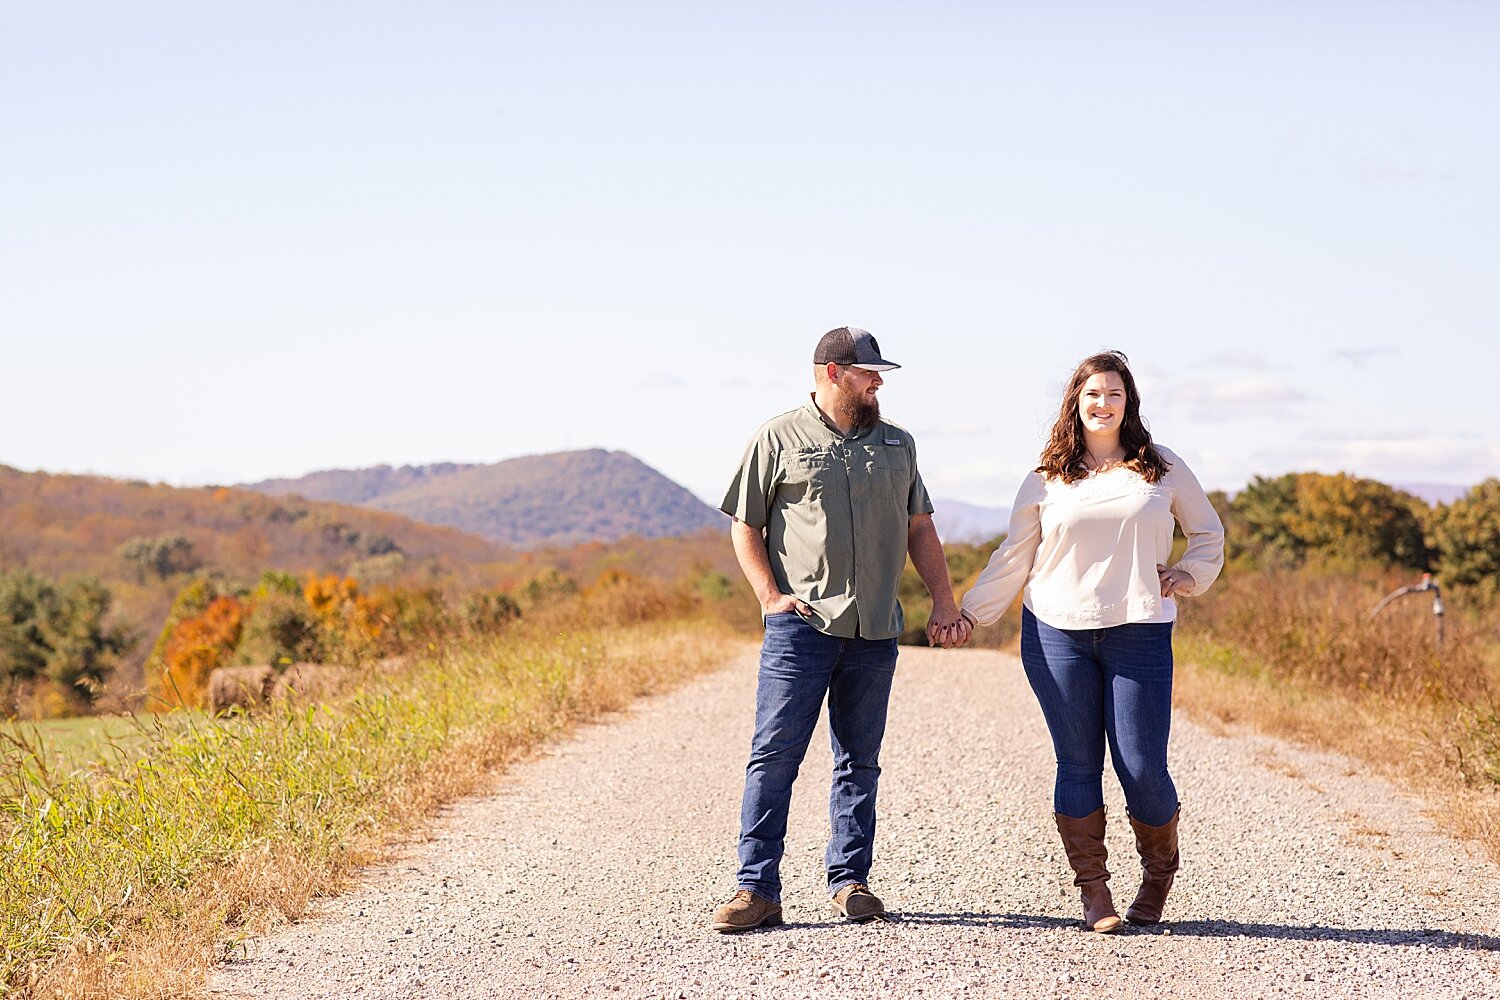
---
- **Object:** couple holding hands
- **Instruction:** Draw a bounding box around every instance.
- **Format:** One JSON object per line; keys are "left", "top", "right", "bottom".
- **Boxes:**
{"left": 712, "top": 327, "right": 1225, "bottom": 934}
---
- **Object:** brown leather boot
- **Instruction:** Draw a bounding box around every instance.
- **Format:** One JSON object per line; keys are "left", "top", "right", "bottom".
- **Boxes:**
{"left": 1125, "top": 806, "right": 1181, "bottom": 925}
{"left": 1053, "top": 808, "right": 1122, "bottom": 933}
{"left": 710, "top": 890, "right": 783, "bottom": 932}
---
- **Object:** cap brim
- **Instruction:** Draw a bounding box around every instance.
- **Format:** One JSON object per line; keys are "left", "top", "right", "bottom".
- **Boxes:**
{"left": 851, "top": 362, "right": 900, "bottom": 371}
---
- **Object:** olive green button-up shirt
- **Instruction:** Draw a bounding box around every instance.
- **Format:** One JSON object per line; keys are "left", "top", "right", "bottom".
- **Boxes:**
{"left": 721, "top": 398, "right": 935, "bottom": 640}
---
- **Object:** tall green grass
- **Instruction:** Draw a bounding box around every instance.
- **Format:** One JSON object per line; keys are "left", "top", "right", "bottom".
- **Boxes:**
{"left": 3, "top": 715, "right": 183, "bottom": 773}
{"left": 0, "top": 613, "right": 733, "bottom": 998}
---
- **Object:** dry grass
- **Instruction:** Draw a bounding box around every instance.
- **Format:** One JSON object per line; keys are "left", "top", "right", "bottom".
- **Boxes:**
{"left": 2, "top": 605, "right": 740, "bottom": 1000}
{"left": 1174, "top": 567, "right": 1500, "bottom": 865}
{"left": 1174, "top": 652, "right": 1500, "bottom": 863}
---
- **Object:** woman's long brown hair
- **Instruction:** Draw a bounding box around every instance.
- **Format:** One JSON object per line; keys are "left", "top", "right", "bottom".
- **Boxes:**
{"left": 1037, "top": 350, "right": 1169, "bottom": 484}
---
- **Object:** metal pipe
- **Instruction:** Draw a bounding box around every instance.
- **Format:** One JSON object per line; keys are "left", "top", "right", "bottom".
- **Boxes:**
{"left": 1369, "top": 573, "right": 1443, "bottom": 647}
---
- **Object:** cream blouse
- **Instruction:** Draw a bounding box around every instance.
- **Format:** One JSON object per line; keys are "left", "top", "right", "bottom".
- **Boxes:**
{"left": 960, "top": 446, "right": 1225, "bottom": 630}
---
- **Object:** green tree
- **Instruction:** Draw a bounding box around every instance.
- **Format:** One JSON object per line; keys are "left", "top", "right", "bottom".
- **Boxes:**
{"left": 0, "top": 568, "right": 130, "bottom": 710}
{"left": 1425, "top": 478, "right": 1500, "bottom": 587}
{"left": 1229, "top": 474, "right": 1302, "bottom": 565}
{"left": 1285, "top": 473, "right": 1429, "bottom": 570}
{"left": 1228, "top": 472, "right": 1429, "bottom": 571}
{"left": 117, "top": 533, "right": 201, "bottom": 581}
{"left": 519, "top": 569, "right": 579, "bottom": 607}
{"left": 42, "top": 577, "right": 132, "bottom": 695}
{"left": 459, "top": 590, "right": 523, "bottom": 634}
{"left": 236, "top": 592, "right": 318, "bottom": 667}
{"left": 0, "top": 569, "right": 52, "bottom": 681}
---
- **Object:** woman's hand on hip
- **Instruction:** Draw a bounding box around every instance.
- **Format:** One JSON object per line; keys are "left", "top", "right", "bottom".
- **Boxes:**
{"left": 1157, "top": 564, "right": 1196, "bottom": 598}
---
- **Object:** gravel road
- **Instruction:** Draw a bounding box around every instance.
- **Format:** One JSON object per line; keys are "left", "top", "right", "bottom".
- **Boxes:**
{"left": 209, "top": 645, "right": 1500, "bottom": 999}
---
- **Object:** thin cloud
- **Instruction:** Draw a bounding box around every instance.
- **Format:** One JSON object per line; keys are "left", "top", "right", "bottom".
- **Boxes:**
{"left": 1337, "top": 152, "right": 1463, "bottom": 185}
{"left": 916, "top": 420, "right": 992, "bottom": 439}
{"left": 1204, "top": 352, "right": 1276, "bottom": 371}
{"left": 1297, "top": 427, "right": 1428, "bottom": 444}
{"left": 1252, "top": 435, "right": 1499, "bottom": 486}
{"left": 1330, "top": 345, "right": 1400, "bottom": 367}
{"left": 1159, "top": 375, "right": 1308, "bottom": 422}
{"left": 922, "top": 458, "right": 1026, "bottom": 506}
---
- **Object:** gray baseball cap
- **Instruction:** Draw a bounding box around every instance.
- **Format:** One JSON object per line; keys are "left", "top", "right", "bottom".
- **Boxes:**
{"left": 812, "top": 327, "right": 901, "bottom": 371}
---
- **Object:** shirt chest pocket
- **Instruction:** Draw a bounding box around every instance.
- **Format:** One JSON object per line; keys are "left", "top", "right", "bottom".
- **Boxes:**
{"left": 865, "top": 447, "right": 911, "bottom": 501}
{"left": 780, "top": 451, "right": 840, "bottom": 502}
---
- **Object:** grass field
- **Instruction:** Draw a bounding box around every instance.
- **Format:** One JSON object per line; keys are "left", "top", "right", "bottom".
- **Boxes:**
{"left": 2, "top": 713, "right": 207, "bottom": 774}
{"left": 0, "top": 608, "right": 740, "bottom": 1000}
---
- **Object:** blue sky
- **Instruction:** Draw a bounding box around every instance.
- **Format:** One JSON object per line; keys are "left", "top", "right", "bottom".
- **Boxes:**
{"left": 3, "top": 2, "right": 1496, "bottom": 510}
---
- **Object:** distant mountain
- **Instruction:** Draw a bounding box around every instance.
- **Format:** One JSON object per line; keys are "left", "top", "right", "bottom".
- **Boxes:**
{"left": 0, "top": 465, "right": 510, "bottom": 590}
{"left": 1396, "top": 483, "right": 1474, "bottom": 506}
{"left": 932, "top": 498, "right": 1011, "bottom": 544}
{"left": 245, "top": 462, "right": 467, "bottom": 506}
{"left": 243, "top": 449, "right": 724, "bottom": 549}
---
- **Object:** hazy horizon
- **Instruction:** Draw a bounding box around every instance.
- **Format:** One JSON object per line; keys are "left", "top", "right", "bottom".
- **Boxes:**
{"left": 4, "top": 449, "right": 1478, "bottom": 514}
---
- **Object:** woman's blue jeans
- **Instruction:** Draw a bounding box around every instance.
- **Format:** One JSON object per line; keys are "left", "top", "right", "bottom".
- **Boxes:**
{"left": 736, "top": 611, "right": 899, "bottom": 903}
{"left": 1020, "top": 607, "right": 1179, "bottom": 827}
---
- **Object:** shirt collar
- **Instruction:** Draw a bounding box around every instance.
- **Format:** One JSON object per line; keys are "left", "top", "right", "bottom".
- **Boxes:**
{"left": 802, "top": 395, "right": 881, "bottom": 442}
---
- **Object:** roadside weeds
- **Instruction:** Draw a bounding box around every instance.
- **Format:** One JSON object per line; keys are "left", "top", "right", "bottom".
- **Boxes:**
{"left": 2, "top": 617, "right": 740, "bottom": 999}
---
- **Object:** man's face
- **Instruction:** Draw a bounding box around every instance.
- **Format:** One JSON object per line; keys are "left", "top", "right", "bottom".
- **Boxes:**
{"left": 833, "top": 365, "right": 883, "bottom": 430}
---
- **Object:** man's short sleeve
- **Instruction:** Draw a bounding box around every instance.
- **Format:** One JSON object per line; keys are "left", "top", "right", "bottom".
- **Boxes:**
{"left": 907, "top": 442, "right": 935, "bottom": 517}
{"left": 721, "top": 432, "right": 777, "bottom": 529}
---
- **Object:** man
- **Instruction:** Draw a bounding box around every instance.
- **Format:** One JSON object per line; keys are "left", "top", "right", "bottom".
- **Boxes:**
{"left": 711, "top": 326, "right": 972, "bottom": 933}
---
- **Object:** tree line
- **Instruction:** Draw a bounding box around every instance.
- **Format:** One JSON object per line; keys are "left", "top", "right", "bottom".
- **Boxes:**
{"left": 7, "top": 470, "right": 1500, "bottom": 713}
{"left": 1212, "top": 472, "right": 1500, "bottom": 588}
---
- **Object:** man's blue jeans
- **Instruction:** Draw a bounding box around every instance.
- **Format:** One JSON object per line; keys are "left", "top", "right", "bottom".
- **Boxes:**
{"left": 736, "top": 611, "right": 899, "bottom": 903}
{"left": 1020, "top": 607, "right": 1179, "bottom": 827}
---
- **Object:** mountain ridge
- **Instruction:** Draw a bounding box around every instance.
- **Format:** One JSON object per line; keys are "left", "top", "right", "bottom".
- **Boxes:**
{"left": 242, "top": 449, "right": 724, "bottom": 549}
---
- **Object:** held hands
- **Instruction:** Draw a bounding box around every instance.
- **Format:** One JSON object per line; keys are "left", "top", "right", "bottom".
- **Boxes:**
{"left": 926, "top": 607, "right": 973, "bottom": 649}
{"left": 1156, "top": 564, "right": 1196, "bottom": 598}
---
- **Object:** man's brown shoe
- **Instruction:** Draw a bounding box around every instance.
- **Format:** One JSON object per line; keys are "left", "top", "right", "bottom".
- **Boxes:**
{"left": 831, "top": 883, "right": 886, "bottom": 922}
{"left": 710, "top": 890, "right": 783, "bottom": 932}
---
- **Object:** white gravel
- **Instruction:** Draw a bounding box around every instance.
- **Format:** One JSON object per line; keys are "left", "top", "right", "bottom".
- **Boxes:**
{"left": 209, "top": 645, "right": 1500, "bottom": 999}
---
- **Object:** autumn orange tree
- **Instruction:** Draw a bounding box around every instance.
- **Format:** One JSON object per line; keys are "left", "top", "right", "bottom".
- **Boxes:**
{"left": 303, "top": 573, "right": 398, "bottom": 663}
{"left": 155, "top": 596, "right": 247, "bottom": 709}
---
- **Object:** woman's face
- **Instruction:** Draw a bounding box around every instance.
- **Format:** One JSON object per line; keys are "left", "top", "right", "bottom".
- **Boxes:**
{"left": 1076, "top": 371, "right": 1128, "bottom": 436}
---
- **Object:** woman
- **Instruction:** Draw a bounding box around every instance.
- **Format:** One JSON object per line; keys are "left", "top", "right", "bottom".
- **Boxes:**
{"left": 959, "top": 350, "right": 1224, "bottom": 933}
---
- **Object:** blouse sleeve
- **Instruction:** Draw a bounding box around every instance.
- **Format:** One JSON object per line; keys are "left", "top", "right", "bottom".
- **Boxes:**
{"left": 960, "top": 473, "right": 1045, "bottom": 626}
{"left": 1162, "top": 448, "right": 1225, "bottom": 596}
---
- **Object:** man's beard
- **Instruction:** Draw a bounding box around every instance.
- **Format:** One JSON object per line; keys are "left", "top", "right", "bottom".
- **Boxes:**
{"left": 835, "top": 382, "right": 881, "bottom": 432}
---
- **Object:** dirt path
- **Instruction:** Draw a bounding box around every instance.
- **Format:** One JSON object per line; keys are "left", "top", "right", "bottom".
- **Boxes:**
{"left": 209, "top": 646, "right": 1500, "bottom": 999}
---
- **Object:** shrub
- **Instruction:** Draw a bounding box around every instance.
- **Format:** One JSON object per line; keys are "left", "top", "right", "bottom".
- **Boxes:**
{"left": 459, "top": 591, "right": 522, "bottom": 635}
{"left": 234, "top": 593, "right": 318, "bottom": 668}
{"left": 0, "top": 569, "right": 131, "bottom": 717}
{"left": 116, "top": 534, "right": 201, "bottom": 582}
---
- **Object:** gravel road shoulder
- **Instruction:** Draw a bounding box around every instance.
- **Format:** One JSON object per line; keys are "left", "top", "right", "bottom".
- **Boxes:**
{"left": 210, "top": 645, "right": 1500, "bottom": 999}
